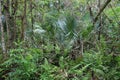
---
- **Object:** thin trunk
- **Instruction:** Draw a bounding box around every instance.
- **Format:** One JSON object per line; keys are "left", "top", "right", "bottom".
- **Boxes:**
{"left": 4, "top": 0, "right": 10, "bottom": 50}
{"left": 21, "top": 0, "right": 26, "bottom": 41}
{"left": 4, "top": 0, "right": 16, "bottom": 48}
{"left": 30, "top": 0, "right": 34, "bottom": 40}
{"left": 87, "top": 3, "right": 95, "bottom": 25}
{"left": 0, "top": 0, "right": 6, "bottom": 54}
{"left": 5, "top": 12, "right": 9, "bottom": 50}
{"left": 98, "top": 0, "right": 101, "bottom": 40}
{"left": 12, "top": 1, "right": 17, "bottom": 42}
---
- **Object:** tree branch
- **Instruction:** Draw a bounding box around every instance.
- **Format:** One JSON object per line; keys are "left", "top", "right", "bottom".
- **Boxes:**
{"left": 94, "top": 0, "right": 112, "bottom": 23}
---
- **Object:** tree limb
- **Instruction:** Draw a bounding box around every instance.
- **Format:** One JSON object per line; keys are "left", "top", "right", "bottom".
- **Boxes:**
{"left": 94, "top": 0, "right": 112, "bottom": 23}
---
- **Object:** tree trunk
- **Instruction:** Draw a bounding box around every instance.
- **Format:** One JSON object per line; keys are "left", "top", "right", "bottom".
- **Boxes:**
{"left": 0, "top": 0, "right": 6, "bottom": 54}
{"left": 21, "top": 0, "right": 27, "bottom": 41}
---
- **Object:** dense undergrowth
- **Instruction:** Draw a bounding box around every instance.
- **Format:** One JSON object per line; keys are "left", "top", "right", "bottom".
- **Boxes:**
{"left": 0, "top": 0, "right": 120, "bottom": 80}
{"left": 0, "top": 40, "right": 120, "bottom": 80}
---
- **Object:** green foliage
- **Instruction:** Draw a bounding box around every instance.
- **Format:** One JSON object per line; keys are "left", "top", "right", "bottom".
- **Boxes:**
{"left": 0, "top": 0, "right": 120, "bottom": 80}
{"left": 1, "top": 43, "right": 120, "bottom": 79}
{"left": 105, "top": 6, "right": 120, "bottom": 18}
{"left": 1, "top": 49, "right": 38, "bottom": 80}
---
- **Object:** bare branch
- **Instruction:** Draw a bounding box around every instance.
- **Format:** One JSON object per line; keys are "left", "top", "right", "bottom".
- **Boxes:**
{"left": 94, "top": 0, "right": 112, "bottom": 23}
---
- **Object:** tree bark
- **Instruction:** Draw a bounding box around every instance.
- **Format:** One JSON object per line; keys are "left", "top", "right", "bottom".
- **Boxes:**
{"left": 0, "top": 0, "right": 6, "bottom": 54}
{"left": 21, "top": 0, "right": 27, "bottom": 41}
